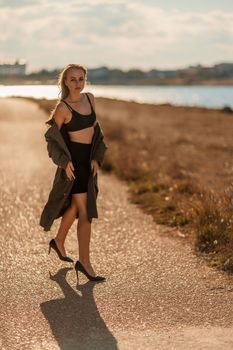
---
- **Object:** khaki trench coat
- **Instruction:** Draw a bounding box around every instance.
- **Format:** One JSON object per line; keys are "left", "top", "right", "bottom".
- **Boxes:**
{"left": 39, "top": 117, "right": 108, "bottom": 231}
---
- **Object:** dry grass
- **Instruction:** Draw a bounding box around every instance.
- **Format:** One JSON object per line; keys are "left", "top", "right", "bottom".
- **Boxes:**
{"left": 30, "top": 96, "right": 233, "bottom": 274}
{"left": 193, "top": 185, "right": 233, "bottom": 272}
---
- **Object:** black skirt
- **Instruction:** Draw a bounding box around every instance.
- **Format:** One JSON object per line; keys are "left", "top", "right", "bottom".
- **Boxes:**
{"left": 68, "top": 141, "right": 92, "bottom": 194}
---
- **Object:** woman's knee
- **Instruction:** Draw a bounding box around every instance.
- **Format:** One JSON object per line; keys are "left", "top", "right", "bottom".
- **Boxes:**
{"left": 71, "top": 193, "right": 88, "bottom": 221}
{"left": 78, "top": 209, "right": 89, "bottom": 222}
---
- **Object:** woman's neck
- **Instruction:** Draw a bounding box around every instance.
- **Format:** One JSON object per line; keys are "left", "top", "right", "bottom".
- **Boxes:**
{"left": 67, "top": 92, "right": 83, "bottom": 103}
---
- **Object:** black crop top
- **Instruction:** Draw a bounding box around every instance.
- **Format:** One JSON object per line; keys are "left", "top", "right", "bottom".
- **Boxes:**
{"left": 62, "top": 93, "right": 96, "bottom": 132}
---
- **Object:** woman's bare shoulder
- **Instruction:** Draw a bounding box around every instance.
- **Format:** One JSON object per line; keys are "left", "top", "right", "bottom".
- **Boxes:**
{"left": 86, "top": 91, "right": 94, "bottom": 97}
{"left": 52, "top": 101, "right": 70, "bottom": 128}
{"left": 55, "top": 100, "right": 69, "bottom": 111}
{"left": 86, "top": 92, "right": 96, "bottom": 109}
{"left": 86, "top": 91, "right": 95, "bottom": 100}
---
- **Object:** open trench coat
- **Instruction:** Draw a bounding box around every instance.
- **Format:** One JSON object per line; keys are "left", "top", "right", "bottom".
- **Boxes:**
{"left": 39, "top": 117, "right": 108, "bottom": 231}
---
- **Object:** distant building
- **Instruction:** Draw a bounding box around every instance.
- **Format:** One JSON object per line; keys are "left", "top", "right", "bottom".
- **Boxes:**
{"left": 0, "top": 59, "right": 27, "bottom": 76}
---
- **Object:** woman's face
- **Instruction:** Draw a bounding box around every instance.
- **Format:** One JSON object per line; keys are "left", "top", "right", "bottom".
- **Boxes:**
{"left": 65, "top": 68, "right": 86, "bottom": 93}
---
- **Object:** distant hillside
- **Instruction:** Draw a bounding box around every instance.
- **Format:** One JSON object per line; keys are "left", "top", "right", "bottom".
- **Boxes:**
{"left": 1, "top": 63, "right": 233, "bottom": 85}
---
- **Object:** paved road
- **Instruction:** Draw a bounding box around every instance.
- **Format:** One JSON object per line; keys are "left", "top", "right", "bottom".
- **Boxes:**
{"left": 1, "top": 97, "right": 233, "bottom": 350}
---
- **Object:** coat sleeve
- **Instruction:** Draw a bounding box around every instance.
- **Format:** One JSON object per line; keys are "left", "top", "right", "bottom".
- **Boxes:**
{"left": 45, "top": 135, "right": 70, "bottom": 170}
{"left": 91, "top": 137, "right": 108, "bottom": 167}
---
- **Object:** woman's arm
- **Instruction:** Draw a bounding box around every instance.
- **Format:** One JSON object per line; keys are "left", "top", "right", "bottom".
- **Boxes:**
{"left": 45, "top": 102, "right": 69, "bottom": 168}
{"left": 86, "top": 92, "right": 96, "bottom": 112}
{"left": 52, "top": 102, "right": 68, "bottom": 129}
{"left": 45, "top": 103, "right": 75, "bottom": 179}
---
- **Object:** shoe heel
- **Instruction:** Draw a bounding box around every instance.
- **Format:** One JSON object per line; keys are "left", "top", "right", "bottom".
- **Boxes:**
{"left": 76, "top": 269, "right": 79, "bottom": 283}
{"left": 75, "top": 261, "right": 106, "bottom": 282}
{"left": 48, "top": 245, "right": 51, "bottom": 254}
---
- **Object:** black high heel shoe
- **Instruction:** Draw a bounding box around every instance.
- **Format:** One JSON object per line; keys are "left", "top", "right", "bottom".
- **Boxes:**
{"left": 75, "top": 260, "right": 106, "bottom": 282}
{"left": 48, "top": 239, "right": 74, "bottom": 263}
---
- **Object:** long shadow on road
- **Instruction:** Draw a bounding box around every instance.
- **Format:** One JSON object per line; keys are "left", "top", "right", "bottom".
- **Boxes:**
{"left": 40, "top": 268, "right": 118, "bottom": 350}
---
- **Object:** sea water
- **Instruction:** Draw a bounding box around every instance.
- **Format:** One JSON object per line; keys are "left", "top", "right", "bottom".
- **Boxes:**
{"left": 0, "top": 84, "right": 232, "bottom": 109}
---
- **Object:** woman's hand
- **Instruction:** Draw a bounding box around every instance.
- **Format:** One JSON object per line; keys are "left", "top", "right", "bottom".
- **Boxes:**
{"left": 65, "top": 161, "right": 75, "bottom": 180}
{"left": 91, "top": 160, "right": 100, "bottom": 176}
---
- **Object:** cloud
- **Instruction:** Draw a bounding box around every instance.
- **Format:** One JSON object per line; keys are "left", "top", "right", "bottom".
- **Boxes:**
{"left": 0, "top": 0, "right": 42, "bottom": 7}
{"left": 0, "top": 1, "right": 232, "bottom": 70}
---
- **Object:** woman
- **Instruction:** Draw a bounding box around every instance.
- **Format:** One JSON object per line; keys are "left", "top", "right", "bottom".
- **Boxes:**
{"left": 40, "top": 63, "right": 108, "bottom": 282}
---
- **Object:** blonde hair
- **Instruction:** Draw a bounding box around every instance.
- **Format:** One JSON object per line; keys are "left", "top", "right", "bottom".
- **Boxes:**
{"left": 46, "top": 63, "right": 87, "bottom": 124}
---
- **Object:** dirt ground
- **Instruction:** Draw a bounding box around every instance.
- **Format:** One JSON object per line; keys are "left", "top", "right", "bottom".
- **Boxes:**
{"left": 1, "top": 97, "right": 233, "bottom": 350}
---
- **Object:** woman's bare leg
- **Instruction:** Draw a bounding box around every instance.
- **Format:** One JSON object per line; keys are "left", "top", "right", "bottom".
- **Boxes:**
{"left": 72, "top": 192, "right": 96, "bottom": 276}
{"left": 55, "top": 197, "right": 78, "bottom": 256}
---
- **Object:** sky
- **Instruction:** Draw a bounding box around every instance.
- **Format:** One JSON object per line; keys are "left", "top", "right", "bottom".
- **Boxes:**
{"left": 0, "top": 0, "right": 233, "bottom": 73}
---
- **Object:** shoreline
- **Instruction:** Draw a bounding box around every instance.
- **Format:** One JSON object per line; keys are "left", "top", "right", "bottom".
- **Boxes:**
{"left": 1, "top": 94, "right": 233, "bottom": 114}
{"left": 1, "top": 78, "right": 233, "bottom": 86}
